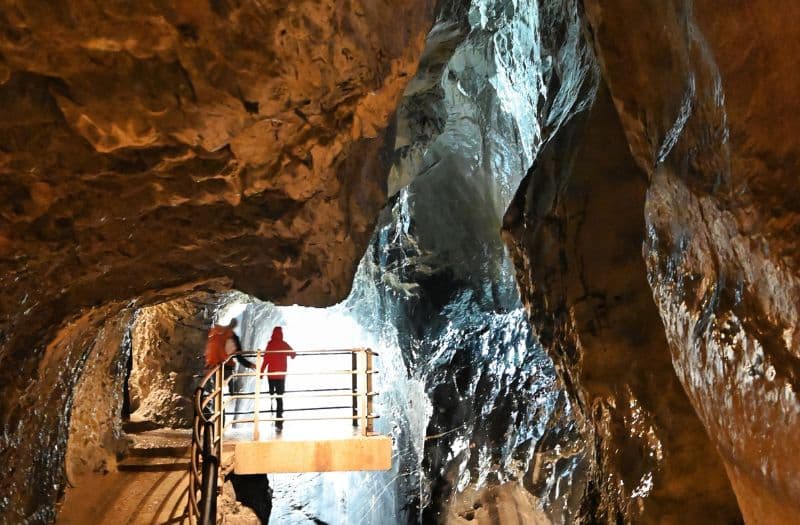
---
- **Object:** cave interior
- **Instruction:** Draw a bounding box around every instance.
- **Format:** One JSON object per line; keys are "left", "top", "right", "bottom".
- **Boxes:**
{"left": 1, "top": 1, "right": 799, "bottom": 524}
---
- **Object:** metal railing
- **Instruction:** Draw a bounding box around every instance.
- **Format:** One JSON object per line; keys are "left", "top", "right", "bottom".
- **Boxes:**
{"left": 187, "top": 348, "right": 379, "bottom": 524}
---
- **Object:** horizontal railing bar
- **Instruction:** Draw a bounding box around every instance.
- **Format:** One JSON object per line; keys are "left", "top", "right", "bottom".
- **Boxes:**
{"left": 227, "top": 387, "right": 351, "bottom": 395}
{"left": 225, "top": 414, "right": 380, "bottom": 425}
{"left": 230, "top": 369, "right": 379, "bottom": 378}
{"left": 225, "top": 391, "right": 379, "bottom": 400}
{"left": 239, "top": 348, "right": 379, "bottom": 356}
{"left": 225, "top": 406, "right": 353, "bottom": 415}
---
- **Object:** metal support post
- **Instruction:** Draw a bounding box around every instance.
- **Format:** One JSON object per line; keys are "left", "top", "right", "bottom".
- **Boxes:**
{"left": 357, "top": 349, "right": 368, "bottom": 434}
{"left": 200, "top": 422, "right": 218, "bottom": 525}
{"left": 366, "top": 351, "right": 374, "bottom": 435}
{"left": 214, "top": 366, "right": 223, "bottom": 460}
{"left": 351, "top": 351, "right": 358, "bottom": 427}
{"left": 253, "top": 350, "right": 261, "bottom": 441}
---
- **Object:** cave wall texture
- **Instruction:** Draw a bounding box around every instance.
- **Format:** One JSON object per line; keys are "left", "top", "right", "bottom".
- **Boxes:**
{"left": 128, "top": 293, "right": 217, "bottom": 428}
{"left": 0, "top": 1, "right": 436, "bottom": 521}
{"left": 503, "top": 86, "right": 741, "bottom": 523}
{"left": 64, "top": 309, "right": 132, "bottom": 482}
{"left": 506, "top": 0, "right": 799, "bottom": 523}
{"left": 585, "top": 1, "right": 800, "bottom": 523}
{"left": 1, "top": 0, "right": 799, "bottom": 524}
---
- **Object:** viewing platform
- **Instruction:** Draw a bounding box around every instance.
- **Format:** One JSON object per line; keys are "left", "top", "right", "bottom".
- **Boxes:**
{"left": 188, "top": 348, "right": 390, "bottom": 524}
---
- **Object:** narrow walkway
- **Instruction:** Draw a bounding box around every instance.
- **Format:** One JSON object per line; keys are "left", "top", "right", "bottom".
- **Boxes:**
{"left": 58, "top": 429, "right": 191, "bottom": 525}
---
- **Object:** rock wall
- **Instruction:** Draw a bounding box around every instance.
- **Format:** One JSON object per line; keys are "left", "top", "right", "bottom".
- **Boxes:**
{"left": 505, "top": 0, "right": 800, "bottom": 523}
{"left": 65, "top": 309, "right": 133, "bottom": 482}
{"left": 2, "top": 0, "right": 797, "bottom": 523}
{"left": 503, "top": 86, "right": 741, "bottom": 523}
{"left": 0, "top": 2, "right": 436, "bottom": 521}
{"left": 129, "top": 294, "right": 217, "bottom": 428}
{"left": 340, "top": 0, "right": 602, "bottom": 520}
{"left": 0, "top": 302, "right": 126, "bottom": 523}
{"left": 581, "top": 1, "right": 800, "bottom": 522}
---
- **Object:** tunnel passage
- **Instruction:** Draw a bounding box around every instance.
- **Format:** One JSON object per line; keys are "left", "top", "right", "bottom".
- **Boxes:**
{"left": 0, "top": 1, "right": 438, "bottom": 521}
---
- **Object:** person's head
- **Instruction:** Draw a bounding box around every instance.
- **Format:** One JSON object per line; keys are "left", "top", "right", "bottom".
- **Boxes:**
{"left": 271, "top": 326, "right": 283, "bottom": 340}
{"left": 228, "top": 318, "right": 238, "bottom": 329}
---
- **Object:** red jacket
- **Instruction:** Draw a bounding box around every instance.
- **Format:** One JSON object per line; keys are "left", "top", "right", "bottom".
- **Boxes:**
{"left": 260, "top": 327, "right": 295, "bottom": 379}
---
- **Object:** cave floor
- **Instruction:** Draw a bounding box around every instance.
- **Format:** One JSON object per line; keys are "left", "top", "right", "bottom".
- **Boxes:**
{"left": 58, "top": 427, "right": 195, "bottom": 525}
{"left": 57, "top": 418, "right": 382, "bottom": 524}
{"left": 57, "top": 468, "right": 189, "bottom": 525}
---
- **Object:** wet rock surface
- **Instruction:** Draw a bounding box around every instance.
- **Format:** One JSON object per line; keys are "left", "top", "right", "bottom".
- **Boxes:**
{"left": 581, "top": 1, "right": 800, "bottom": 522}
{"left": 65, "top": 310, "right": 133, "bottom": 482}
{"left": 330, "top": 0, "right": 600, "bottom": 521}
{"left": 503, "top": 86, "right": 741, "bottom": 523}
{"left": 222, "top": 474, "right": 271, "bottom": 525}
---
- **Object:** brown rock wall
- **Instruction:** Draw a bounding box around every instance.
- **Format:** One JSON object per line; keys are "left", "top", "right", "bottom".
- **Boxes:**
{"left": 503, "top": 87, "right": 741, "bottom": 523}
{"left": 128, "top": 294, "right": 217, "bottom": 428}
{"left": 579, "top": 1, "right": 800, "bottom": 522}
{"left": 64, "top": 309, "right": 132, "bottom": 482}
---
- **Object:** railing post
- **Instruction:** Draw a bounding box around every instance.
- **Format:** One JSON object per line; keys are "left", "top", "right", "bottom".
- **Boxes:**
{"left": 357, "top": 349, "right": 368, "bottom": 434}
{"left": 214, "top": 365, "right": 223, "bottom": 461}
{"left": 253, "top": 350, "right": 261, "bottom": 441}
{"left": 189, "top": 387, "right": 204, "bottom": 522}
{"left": 351, "top": 351, "right": 358, "bottom": 427}
{"left": 200, "top": 421, "right": 218, "bottom": 525}
{"left": 366, "top": 350, "right": 374, "bottom": 435}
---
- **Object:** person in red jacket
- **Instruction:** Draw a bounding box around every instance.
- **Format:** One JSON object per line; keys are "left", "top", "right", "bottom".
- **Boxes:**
{"left": 260, "top": 326, "right": 296, "bottom": 430}
{"left": 204, "top": 319, "right": 255, "bottom": 423}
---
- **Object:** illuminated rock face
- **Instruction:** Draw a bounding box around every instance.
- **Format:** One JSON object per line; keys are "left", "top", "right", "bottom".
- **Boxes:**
{"left": 581, "top": 1, "right": 800, "bottom": 523}
{"left": 0, "top": 2, "right": 435, "bottom": 521}
{"left": 364, "top": 1, "right": 600, "bottom": 521}
{"left": 503, "top": 87, "right": 741, "bottom": 523}
{"left": 128, "top": 295, "right": 218, "bottom": 428}
{"left": 506, "top": 0, "right": 799, "bottom": 522}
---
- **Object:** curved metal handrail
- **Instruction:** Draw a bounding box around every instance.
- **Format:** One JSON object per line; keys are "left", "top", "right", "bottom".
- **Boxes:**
{"left": 188, "top": 357, "right": 230, "bottom": 523}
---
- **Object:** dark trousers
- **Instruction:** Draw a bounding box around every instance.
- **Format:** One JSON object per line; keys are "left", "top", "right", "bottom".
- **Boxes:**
{"left": 269, "top": 378, "right": 286, "bottom": 422}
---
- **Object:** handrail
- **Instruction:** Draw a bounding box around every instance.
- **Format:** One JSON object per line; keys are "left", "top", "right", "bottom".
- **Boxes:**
{"left": 239, "top": 349, "right": 380, "bottom": 356}
{"left": 187, "top": 347, "right": 379, "bottom": 523}
{"left": 226, "top": 391, "right": 380, "bottom": 399}
{"left": 199, "top": 421, "right": 218, "bottom": 525}
{"left": 230, "top": 369, "right": 380, "bottom": 377}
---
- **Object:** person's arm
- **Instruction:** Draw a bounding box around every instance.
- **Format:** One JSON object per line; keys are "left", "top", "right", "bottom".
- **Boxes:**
{"left": 287, "top": 342, "right": 296, "bottom": 359}
{"left": 235, "top": 354, "right": 255, "bottom": 369}
{"left": 231, "top": 334, "right": 255, "bottom": 369}
{"left": 259, "top": 349, "right": 268, "bottom": 376}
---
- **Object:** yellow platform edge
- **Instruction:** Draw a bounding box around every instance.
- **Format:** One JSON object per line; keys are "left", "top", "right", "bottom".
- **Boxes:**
{"left": 233, "top": 435, "right": 393, "bottom": 474}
